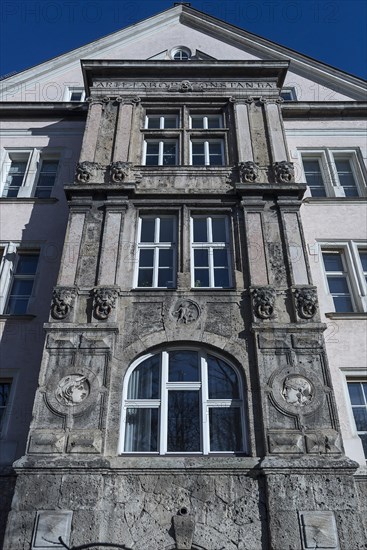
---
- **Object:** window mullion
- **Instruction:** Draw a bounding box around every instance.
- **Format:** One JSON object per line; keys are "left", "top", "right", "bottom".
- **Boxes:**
{"left": 160, "top": 351, "right": 169, "bottom": 454}
{"left": 159, "top": 141, "right": 164, "bottom": 166}
{"left": 201, "top": 353, "right": 209, "bottom": 454}
{"left": 204, "top": 141, "right": 210, "bottom": 166}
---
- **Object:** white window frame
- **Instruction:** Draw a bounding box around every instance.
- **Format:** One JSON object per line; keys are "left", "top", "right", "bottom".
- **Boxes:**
{"left": 319, "top": 241, "right": 367, "bottom": 313}
{"left": 190, "top": 215, "right": 232, "bottom": 289}
{"left": 280, "top": 87, "right": 297, "bottom": 101}
{"left": 66, "top": 87, "right": 85, "bottom": 102}
{"left": 0, "top": 148, "right": 60, "bottom": 199}
{"left": 143, "top": 139, "right": 178, "bottom": 166}
{"left": 170, "top": 47, "right": 192, "bottom": 61}
{"left": 0, "top": 243, "right": 40, "bottom": 315}
{"left": 340, "top": 371, "right": 367, "bottom": 461}
{"left": 134, "top": 215, "right": 177, "bottom": 289}
{"left": 119, "top": 347, "right": 248, "bottom": 455}
{"left": 190, "top": 139, "right": 225, "bottom": 166}
{"left": 299, "top": 148, "right": 365, "bottom": 198}
{"left": 189, "top": 115, "right": 223, "bottom": 129}
{"left": 145, "top": 115, "right": 179, "bottom": 129}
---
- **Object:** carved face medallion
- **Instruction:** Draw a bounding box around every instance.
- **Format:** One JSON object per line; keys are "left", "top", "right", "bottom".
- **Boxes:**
{"left": 282, "top": 375, "right": 313, "bottom": 407}
{"left": 55, "top": 375, "right": 90, "bottom": 406}
{"left": 172, "top": 300, "right": 200, "bottom": 324}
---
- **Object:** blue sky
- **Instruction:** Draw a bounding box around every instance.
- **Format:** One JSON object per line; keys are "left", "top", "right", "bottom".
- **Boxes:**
{"left": 0, "top": 0, "right": 366, "bottom": 79}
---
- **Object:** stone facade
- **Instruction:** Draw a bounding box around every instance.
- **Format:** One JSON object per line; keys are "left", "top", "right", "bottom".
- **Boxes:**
{"left": 1, "top": 6, "right": 366, "bottom": 550}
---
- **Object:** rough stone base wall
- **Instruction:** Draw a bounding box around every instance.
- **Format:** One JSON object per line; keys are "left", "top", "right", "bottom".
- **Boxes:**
{"left": 0, "top": 471, "right": 16, "bottom": 549}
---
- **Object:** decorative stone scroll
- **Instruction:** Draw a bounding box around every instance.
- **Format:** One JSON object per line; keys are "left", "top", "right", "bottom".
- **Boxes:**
{"left": 93, "top": 287, "right": 118, "bottom": 320}
{"left": 109, "top": 161, "right": 131, "bottom": 183}
{"left": 55, "top": 374, "right": 90, "bottom": 406}
{"left": 251, "top": 287, "right": 276, "bottom": 319}
{"left": 239, "top": 161, "right": 259, "bottom": 183}
{"left": 273, "top": 161, "right": 295, "bottom": 183}
{"left": 172, "top": 299, "right": 200, "bottom": 324}
{"left": 75, "top": 161, "right": 101, "bottom": 183}
{"left": 294, "top": 287, "right": 318, "bottom": 319}
{"left": 51, "top": 287, "right": 77, "bottom": 320}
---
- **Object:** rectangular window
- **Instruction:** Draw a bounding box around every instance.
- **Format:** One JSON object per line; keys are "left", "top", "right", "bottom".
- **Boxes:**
{"left": 347, "top": 381, "right": 367, "bottom": 457}
{"left": 2, "top": 155, "right": 29, "bottom": 198}
{"left": 320, "top": 242, "right": 367, "bottom": 314}
{"left": 0, "top": 379, "right": 12, "bottom": 431}
{"left": 190, "top": 140, "right": 224, "bottom": 166}
{"left": 5, "top": 252, "right": 39, "bottom": 314}
{"left": 322, "top": 251, "right": 353, "bottom": 312}
{"left": 68, "top": 88, "right": 85, "bottom": 101}
{"left": 191, "top": 216, "right": 231, "bottom": 288}
{"left": 303, "top": 159, "right": 327, "bottom": 197}
{"left": 190, "top": 115, "right": 223, "bottom": 129}
{"left": 136, "top": 216, "right": 176, "bottom": 288}
{"left": 144, "top": 140, "right": 177, "bottom": 166}
{"left": 34, "top": 160, "right": 59, "bottom": 198}
{"left": 300, "top": 149, "right": 364, "bottom": 198}
{"left": 145, "top": 115, "right": 178, "bottom": 129}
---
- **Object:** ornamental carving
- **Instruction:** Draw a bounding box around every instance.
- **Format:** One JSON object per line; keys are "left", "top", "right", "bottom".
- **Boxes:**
{"left": 251, "top": 287, "right": 276, "bottom": 319}
{"left": 273, "top": 161, "right": 295, "bottom": 183}
{"left": 239, "top": 161, "right": 259, "bottom": 183}
{"left": 294, "top": 287, "right": 318, "bottom": 319}
{"left": 172, "top": 300, "right": 200, "bottom": 324}
{"left": 169, "top": 80, "right": 193, "bottom": 93}
{"left": 110, "top": 161, "right": 131, "bottom": 183}
{"left": 93, "top": 287, "right": 118, "bottom": 320}
{"left": 75, "top": 161, "right": 100, "bottom": 183}
{"left": 282, "top": 375, "right": 314, "bottom": 407}
{"left": 51, "top": 287, "right": 77, "bottom": 320}
{"left": 55, "top": 375, "right": 90, "bottom": 406}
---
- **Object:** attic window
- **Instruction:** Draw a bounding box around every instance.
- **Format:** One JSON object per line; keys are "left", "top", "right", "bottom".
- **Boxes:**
{"left": 171, "top": 47, "right": 191, "bottom": 61}
{"left": 280, "top": 87, "right": 297, "bottom": 101}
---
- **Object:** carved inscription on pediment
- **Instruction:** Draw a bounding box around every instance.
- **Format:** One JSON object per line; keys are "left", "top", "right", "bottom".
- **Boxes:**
{"left": 93, "top": 80, "right": 276, "bottom": 91}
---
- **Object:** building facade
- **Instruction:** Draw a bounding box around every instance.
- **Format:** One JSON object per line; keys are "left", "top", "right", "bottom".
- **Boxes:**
{"left": 1, "top": 4, "right": 366, "bottom": 549}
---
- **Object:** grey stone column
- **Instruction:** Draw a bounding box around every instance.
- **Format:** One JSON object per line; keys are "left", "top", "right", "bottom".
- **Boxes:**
{"left": 97, "top": 201, "right": 128, "bottom": 286}
{"left": 113, "top": 101, "right": 134, "bottom": 162}
{"left": 79, "top": 99, "right": 103, "bottom": 162}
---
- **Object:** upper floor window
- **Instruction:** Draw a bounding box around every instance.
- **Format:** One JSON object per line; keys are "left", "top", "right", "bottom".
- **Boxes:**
{"left": 320, "top": 242, "right": 367, "bottom": 313}
{"left": 135, "top": 216, "right": 176, "bottom": 288}
{"left": 300, "top": 149, "right": 365, "bottom": 198}
{"left": 0, "top": 379, "right": 12, "bottom": 433}
{"left": 170, "top": 47, "right": 192, "bottom": 61}
{"left": 280, "top": 87, "right": 297, "bottom": 101}
{"left": 1, "top": 149, "right": 59, "bottom": 199}
{"left": 347, "top": 381, "right": 367, "bottom": 458}
{"left": 67, "top": 87, "right": 85, "bottom": 101}
{"left": 120, "top": 349, "right": 247, "bottom": 455}
{"left": 0, "top": 245, "right": 40, "bottom": 315}
{"left": 142, "top": 109, "right": 228, "bottom": 167}
{"left": 191, "top": 216, "right": 231, "bottom": 288}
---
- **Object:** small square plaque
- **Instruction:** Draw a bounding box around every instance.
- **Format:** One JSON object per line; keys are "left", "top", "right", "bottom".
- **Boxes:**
{"left": 32, "top": 511, "right": 72, "bottom": 549}
{"left": 299, "top": 511, "right": 339, "bottom": 549}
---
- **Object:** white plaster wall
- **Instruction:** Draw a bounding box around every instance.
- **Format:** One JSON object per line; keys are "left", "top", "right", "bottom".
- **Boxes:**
{"left": 0, "top": 118, "right": 84, "bottom": 464}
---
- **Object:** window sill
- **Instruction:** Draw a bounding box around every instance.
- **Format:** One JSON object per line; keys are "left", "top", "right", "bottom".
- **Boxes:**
{"left": 0, "top": 314, "right": 36, "bottom": 320}
{"left": 303, "top": 197, "right": 366, "bottom": 204}
{"left": 0, "top": 197, "right": 59, "bottom": 204}
{"left": 325, "top": 312, "right": 367, "bottom": 320}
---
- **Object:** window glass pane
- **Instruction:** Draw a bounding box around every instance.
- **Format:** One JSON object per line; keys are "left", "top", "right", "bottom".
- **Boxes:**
{"left": 6, "top": 297, "right": 29, "bottom": 315}
{"left": 127, "top": 355, "right": 160, "bottom": 399}
{"left": 193, "top": 219, "right": 207, "bottom": 242}
{"left": 359, "top": 251, "right": 367, "bottom": 272}
{"left": 212, "top": 218, "right": 226, "bottom": 242}
{"left": 333, "top": 296, "right": 353, "bottom": 312}
{"left": 323, "top": 253, "right": 344, "bottom": 272}
{"left": 208, "top": 142, "right": 223, "bottom": 165}
{"left": 139, "top": 249, "right": 154, "bottom": 267}
{"left": 213, "top": 249, "right": 228, "bottom": 267}
{"left": 164, "top": 116, "right": 178, "bottom": 129}
{"left": 146, "top": 142, "right": 159, "bottom": 154}
{"left": 125, "top": 408, "right": 158, "bottom": 452}
{"left": 194, "top": 269, "right": 209, "bottom": 288}
{"left": 0, "top": 382, "right": 11, "bottom": 407}
{"left": 303, "top": 159, "right": 326, "bottom": 197}
{"left": 158, "top": 268, "right": 174, "bottom": 288}
{"left": 167, "top": 391, "right": 200, "bottom": 451}
{"left": 208, "top": 355, "right": 239, "bottom": 399}
{"left": 207, "top": 116, "right": 222, "bottom": 129}
{"left": 70, "top": 92, "right": 82, "bottom": 101}
{"left": 352, "top": 407, "right": 367, "bottom": 431}
{"left": 335, "top": 160, "right": 358, "bottom": 196}
{"left": 194, "top": 249, "right": 208, "bottom": 267}
{"left": 214, "top": 269, "right": 229, "bottom": 288}
{"left": 191, "top": 116, "right": 204, "bottom": 129}
{"left": 209, "top": 408, "right": 242, "bottom": 451}
{"left": 140, "top": 219, "right": 155, "bottom": 243}
{"left": 348, "top": 383, "right": 364, "bottom": 405}
{"left": 137, "top": 269, "right": 153, "bottom": 287}
{"left": 169, "top": 351, "right": 199, "bottom": 382}
{"left": 159, "top": 249, "right": 173, "bottom": 268}
{"left": 360, "top": 434, "right": 367, "bottom": 458}
{"left": 9, "top": 279, "right": 34, "bottom": 296}
{"left": 162, "top": 143, "right": 177, "bottom": 165}
{"left": 327, "top": 276, "right": 349, "bottom": 294}
{"left": 16, "top": 255, "right": 39, "bottom": 274}
{"left": 159, "top": 218, "right": 174, "bottom": 242}
{"left": 147, "top": 117, "right": 160, "bottom": 129}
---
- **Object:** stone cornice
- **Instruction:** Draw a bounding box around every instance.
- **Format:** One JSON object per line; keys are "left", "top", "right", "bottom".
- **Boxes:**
{"left": 282, "top": 101, "right": 367, "bottom": 118}
{"left": 0, "top": 101, "right": 88, "bottom": 118}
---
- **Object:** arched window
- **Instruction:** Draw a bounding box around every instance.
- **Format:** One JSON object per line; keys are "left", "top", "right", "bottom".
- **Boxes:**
{"left": 119, "top": 349, "right": 248, "bottom": 455}
{"left": 171, "top": 47, "right": 191, "bottom": 61}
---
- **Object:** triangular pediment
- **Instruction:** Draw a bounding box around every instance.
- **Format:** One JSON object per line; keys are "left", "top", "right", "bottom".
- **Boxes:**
{"left": 0, "top": 4, "right": 365, "bottom": 102}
